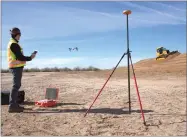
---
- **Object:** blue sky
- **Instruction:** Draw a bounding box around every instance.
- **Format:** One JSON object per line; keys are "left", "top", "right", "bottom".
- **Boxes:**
{"left": 1, "top": 1, "right": 186, "bottom": 69}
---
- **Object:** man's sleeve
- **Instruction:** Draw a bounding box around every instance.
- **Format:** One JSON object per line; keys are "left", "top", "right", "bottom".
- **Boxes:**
{"left": 10, "top": 43, "right": 32, "bottom": 61}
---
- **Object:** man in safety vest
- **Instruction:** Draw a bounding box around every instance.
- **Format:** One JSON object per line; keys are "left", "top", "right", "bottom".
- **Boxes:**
{"left": 7, "top": 27, "right": 36, "bottom": 113}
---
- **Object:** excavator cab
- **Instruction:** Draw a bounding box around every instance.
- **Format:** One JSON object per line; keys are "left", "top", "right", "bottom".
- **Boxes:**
{"left": 156, "top": 47, "right": 170, "bottom": 60}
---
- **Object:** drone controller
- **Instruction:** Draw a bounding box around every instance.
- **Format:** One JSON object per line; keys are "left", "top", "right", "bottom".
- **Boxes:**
{"left": 33, "top": 51, "right": 38, "bottom": 54}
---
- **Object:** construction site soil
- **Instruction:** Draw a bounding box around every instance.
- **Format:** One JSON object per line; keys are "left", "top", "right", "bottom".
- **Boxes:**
{"left": 1, "top": 52, "right": 186, "bottom": 136}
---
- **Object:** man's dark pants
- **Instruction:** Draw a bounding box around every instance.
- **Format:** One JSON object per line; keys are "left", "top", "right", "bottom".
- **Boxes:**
{"left": 9, "top": 67, "right": 23, "bottom": 108}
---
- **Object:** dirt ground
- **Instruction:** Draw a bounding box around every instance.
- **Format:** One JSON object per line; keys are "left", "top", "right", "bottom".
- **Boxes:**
{"left": 1, "top": 70, "right": 186, "bottom": 136}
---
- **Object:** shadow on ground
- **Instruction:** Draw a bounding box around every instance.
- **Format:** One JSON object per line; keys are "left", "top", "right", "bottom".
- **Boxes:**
{"left": 23, "top": 101, "right": 186, "bottom": 117}
{"left": 24, "top": 107, "right": 153, "bottom": 115}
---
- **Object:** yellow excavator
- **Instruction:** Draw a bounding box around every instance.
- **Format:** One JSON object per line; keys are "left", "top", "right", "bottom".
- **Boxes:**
{"left": 156, "top": 47, "right": 178, "bottom": 60}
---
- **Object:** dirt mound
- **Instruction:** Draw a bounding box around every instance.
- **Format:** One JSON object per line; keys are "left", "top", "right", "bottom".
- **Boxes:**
{"left": 133, "top": 52, "right": 186, "bottom": 76}
{"left": 134, "top": 51, "right": 181, "bottom": 67}
{"left": 101, "top": 52, "right": 186, "bottom": 78}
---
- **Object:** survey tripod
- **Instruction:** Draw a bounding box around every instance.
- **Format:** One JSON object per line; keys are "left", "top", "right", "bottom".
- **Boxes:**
{"left": 84, "top": 10, "right": 146, "bottom": 125}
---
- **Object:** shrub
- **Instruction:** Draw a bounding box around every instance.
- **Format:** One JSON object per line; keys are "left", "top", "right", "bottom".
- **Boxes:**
{"left": 1, "top": 66, "right": 101, "bottom": 73}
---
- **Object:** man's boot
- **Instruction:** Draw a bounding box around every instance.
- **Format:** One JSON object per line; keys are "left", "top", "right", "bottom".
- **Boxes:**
{"left": 8, "top": 105, "right": 24, "bottom": 113}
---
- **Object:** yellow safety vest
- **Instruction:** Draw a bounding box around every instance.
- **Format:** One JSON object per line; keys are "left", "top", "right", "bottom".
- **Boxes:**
{"left": 7, "top": 38, "right": 26, "bottom": 68}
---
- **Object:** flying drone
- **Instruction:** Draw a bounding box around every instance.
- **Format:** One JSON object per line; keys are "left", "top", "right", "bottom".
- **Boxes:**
{"left": 69, "top": 47, "right": 78, "bottom": 52}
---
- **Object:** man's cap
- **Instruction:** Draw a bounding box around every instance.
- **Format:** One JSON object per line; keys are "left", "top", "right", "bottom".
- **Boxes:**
{"left": 10, "top": 27, "right": 21, "bottom": 35}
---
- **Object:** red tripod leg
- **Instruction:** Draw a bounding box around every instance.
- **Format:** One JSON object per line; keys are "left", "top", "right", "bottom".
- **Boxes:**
{"left": 129, "top": 54, "right": 146, "bottom": 125}
{"left": 84, "top": 52, "right": 127, "bottom": 117}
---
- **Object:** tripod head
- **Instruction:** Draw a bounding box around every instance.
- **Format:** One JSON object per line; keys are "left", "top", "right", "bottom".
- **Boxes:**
{"left": 124, "top": 50, "right": 132, "bottom": 56}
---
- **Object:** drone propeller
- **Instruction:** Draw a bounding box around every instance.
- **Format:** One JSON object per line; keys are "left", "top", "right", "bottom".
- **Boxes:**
{"left": 73, "top": 47, "right": 78, "bottom": 51}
